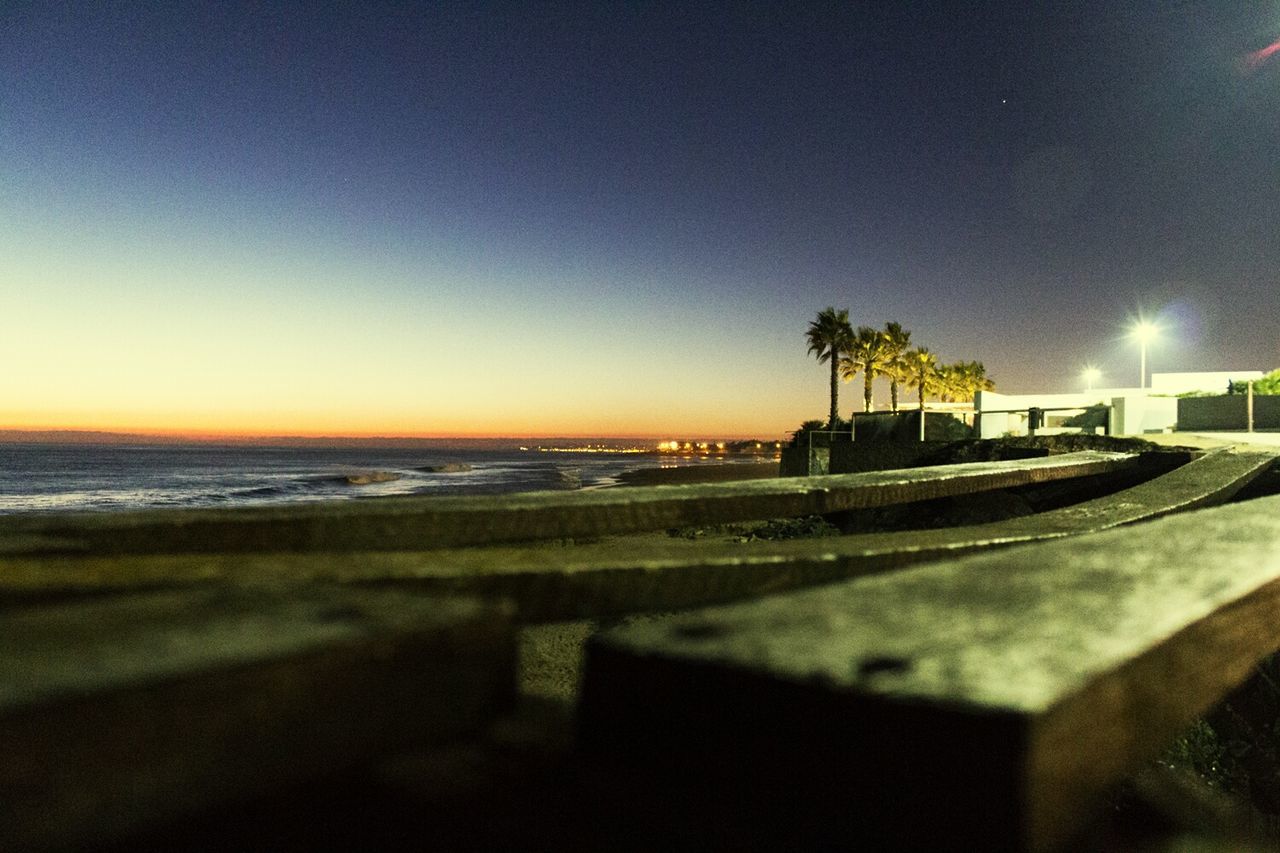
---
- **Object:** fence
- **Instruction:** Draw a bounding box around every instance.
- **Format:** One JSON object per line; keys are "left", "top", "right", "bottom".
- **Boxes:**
{"left": 3, "top": 446, "right": 1279, "bottom": 851}
{"left": 977, "top": 404, "right": 1114, "bottom": 438}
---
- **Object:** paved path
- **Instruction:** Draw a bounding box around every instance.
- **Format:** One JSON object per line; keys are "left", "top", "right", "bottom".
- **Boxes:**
{"left": 1143, "top": 431, "right": 1280, "bottom": 449}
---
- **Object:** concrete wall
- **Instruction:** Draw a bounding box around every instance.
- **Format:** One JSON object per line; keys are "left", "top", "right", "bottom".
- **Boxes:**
{"left": 780, "top": 414, "right": 968, "bottom": 475}
{"left": 829, "top": 441, "right": 951, "bottom": 474}
{"left": 1126, "top": 395, "right": 1178, "bottom": 434}
{"left": 780, "top": 446, "right": 826, "bottom": 477}
{"left": 1178, "top": 395, "right": 1280, "bottom": 431}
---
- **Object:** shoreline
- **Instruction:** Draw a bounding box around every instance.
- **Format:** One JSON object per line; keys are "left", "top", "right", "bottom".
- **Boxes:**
{"left": 612, "top": 460, "right": 780, "bottom": 487}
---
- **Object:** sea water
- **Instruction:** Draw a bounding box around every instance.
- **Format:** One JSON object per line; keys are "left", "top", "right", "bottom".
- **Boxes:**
{"left": 0, "top": 442, "right": 746, "bottom": 514}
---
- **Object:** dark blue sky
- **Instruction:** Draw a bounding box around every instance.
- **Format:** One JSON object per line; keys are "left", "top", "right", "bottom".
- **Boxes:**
{"left": 3, "top": 2, "right": 1278, "bottom": 435}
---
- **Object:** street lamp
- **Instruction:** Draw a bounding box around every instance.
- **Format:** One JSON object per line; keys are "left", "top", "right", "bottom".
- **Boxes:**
{"left": 1081, "top": 366, "right": 1101, "bottom": 392}
{"left": 1130, "top": 320, "right": 1159, "bottom": 389}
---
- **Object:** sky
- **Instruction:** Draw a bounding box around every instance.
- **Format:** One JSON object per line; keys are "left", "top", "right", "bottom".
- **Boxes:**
{"left": 3, "top": 1, "right": 1279, "bottom": 439}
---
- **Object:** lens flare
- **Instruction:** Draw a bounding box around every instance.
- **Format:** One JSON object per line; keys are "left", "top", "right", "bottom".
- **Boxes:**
{"left": 1242, "top": 37, "right": 1280, "bottom": 72}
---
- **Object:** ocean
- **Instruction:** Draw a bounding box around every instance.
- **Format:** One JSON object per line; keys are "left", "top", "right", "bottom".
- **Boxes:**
{"left": 0, "top": 442, "right": 762, "bottom": 515}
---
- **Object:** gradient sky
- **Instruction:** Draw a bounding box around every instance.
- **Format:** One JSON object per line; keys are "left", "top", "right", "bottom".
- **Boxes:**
{"left": 3, "top": 2, "right": 1278, "bottom": 439}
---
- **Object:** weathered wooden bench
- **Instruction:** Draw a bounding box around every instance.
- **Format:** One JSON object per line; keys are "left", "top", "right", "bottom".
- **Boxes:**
{"left": 2, "top": 446, "right": 1278, "bottom": 851}
{"left": 581, "top": 454, "right": 1280, "bottom": 851}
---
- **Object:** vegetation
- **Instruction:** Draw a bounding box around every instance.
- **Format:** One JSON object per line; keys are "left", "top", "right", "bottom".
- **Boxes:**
{"left": 803, "top": 311, "right": 996, "bottom": 426}
{"left": 840, "top": 326, "right": 894, "bottom": 414}
{"left": 882, "top": 322, "right": 913, "bottom": 412}
{"left": 666, "top": 514, "right": 840, "bottom": 542}
{"left": 739, "top": 515, "right": 841, "bottom": 541}
{"left": 806, "top": 308, "right": 854, "bottom": 429}
{"left": 905, "top": 346, "right": 939, "bottom": 413}
{"left": 1231, "top": 368, "right": 1280, "bottom": 395}
{"left": 934, "top": 361, "right": 995, "bottom": 402}
{"left": 789, "top": 418, "right": 849, "bottom": 447}
{"left": 1160, "top": 651, "right": 1280, "bottom": 827}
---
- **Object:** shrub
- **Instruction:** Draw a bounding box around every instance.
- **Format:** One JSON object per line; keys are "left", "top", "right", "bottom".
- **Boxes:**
{"left": 789, "top": 418, "right": 850, "bottom": 447}
{"left": 1231, "top": 368, "right": 1280, "bottom": 395}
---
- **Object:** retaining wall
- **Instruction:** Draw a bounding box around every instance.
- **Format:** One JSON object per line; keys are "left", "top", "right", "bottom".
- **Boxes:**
{"left": 1178, "top": 395, "right": 1280, "bottom": 431}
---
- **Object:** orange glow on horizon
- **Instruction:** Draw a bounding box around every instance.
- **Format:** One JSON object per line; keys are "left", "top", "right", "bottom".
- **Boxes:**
{"left": 1, "top": 226, "right": 812, "bottom": 447}
{"left": 0, "top": 414, "right": 781, "bottom": 443}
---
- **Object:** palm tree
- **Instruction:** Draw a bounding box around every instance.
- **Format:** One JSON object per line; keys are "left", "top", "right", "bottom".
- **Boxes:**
{"left": 934, "top": 364, "right": 963, "bottom": 402}
{"left": 955, "top": 361, "right": 989, "bottom": 401}
{"left": 905, "top": 347, "right": 939, "bottom": 412}
{"left": 841, "top": 326, "right": 893, "bottom": 414}
{"left": 941, "top": 361, "right": 995, "bottom": 402}
{"left": 881, "top": 322, "right": 912, "bottom": 412}
{"left": 805, "top": 307, "right": 854, "bottom": 429}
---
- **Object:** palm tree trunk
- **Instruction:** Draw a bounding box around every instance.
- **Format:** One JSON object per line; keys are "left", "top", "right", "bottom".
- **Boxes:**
{"left": 890, "top": 380, "right": 899, "bottom": 412}
{"left": 863, "top": 372, "right": 874, "bottom": 413}
{"left": 828, "top": 356, "right": 839, "bottom": 429}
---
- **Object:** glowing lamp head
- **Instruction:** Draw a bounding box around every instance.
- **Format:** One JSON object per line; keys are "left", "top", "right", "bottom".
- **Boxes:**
{"left": 1082, "top": 366, "right": 1101, "bottom": 386}
{"left": 1130, "top": 320, "right": 1159, "bottom": 343}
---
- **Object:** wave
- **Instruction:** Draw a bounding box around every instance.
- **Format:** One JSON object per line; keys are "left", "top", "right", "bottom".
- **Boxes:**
{"left": 231, "top": 484, "right": 293, "bottom": 499}
{"left": 339, "top": 472, "right": 403, "bottom": 486}
{"left": 0, "top": 446, "right": 672, "bottom": 514}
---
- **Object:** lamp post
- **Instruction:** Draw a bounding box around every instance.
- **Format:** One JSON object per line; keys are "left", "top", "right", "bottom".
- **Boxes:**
{"left": 1081, "top": 366, "right": 1101, "bottom": 393}
{"left": 1130, "top": 321, "right": 1159, "bottom": 390}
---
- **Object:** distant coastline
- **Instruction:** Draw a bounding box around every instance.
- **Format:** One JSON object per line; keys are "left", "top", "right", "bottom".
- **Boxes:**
{"left": 0, "top": 429, "right": 782, "bottom": 452}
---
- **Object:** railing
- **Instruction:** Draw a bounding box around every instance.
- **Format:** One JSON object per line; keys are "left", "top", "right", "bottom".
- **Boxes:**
{"left": 978, "top": 403, "right": 1115, "bottom": 438}
{"left": 2, "top": 446, "right": 1279, "bottom": 851}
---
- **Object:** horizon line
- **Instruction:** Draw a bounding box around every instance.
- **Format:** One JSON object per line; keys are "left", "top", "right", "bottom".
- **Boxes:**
{"left": 0, "top": 427, "right": 781, "bottom": 445}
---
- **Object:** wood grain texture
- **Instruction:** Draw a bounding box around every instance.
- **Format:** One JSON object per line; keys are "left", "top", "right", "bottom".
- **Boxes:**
{"left": 1, "top": 587, "right": 515, "bottom": 852}
{"left": 580, "top": 491, "right": 1280, "bottom": 851}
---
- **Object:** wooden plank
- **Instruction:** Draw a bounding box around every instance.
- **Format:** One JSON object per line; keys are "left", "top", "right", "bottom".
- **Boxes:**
{"left": 578, "top": 492, "right": 1280, "bottom": 852}
{"left": 0, "top": 587, "right": 515, "bottom": 852}
{"left": 3, "top": 450, "right": 1267, "bottom": 622}
{"left": 0, "top": 451, "right": 1138, "bottom": 555}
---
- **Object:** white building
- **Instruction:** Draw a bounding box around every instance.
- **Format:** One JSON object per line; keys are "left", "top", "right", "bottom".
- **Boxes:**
{"left": 973, "top": 370, "right": 1263, "bottom": 438}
